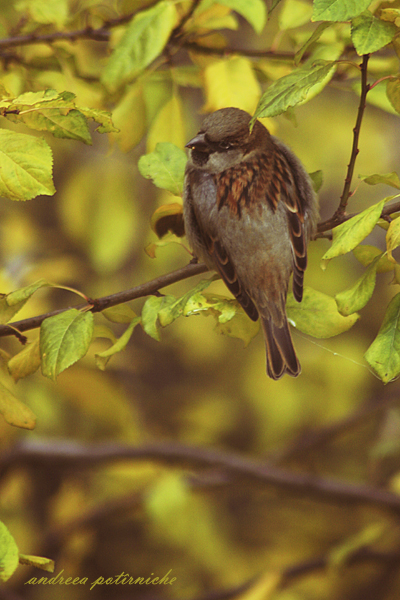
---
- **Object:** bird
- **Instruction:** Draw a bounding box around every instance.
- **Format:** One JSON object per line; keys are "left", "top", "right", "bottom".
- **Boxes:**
{"left": 183, "top": 107, "right": 319, "bottom": 379}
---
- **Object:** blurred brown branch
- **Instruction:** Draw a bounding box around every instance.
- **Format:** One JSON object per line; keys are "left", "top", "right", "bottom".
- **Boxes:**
{"left": 0, "top": 1, "right": 293, "bottom": 62}
{"left": 3, "top": 439, "right": 400, "bottom": 514}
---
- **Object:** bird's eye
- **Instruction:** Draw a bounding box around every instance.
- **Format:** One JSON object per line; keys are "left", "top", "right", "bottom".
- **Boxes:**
{"left": 219, "top": 141, "right": 232, "bottom": 150}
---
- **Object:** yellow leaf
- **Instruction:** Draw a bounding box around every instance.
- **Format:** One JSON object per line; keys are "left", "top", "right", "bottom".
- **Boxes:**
{"left": 150, "top": 203, "right": 184, "bottom": 238}
{"left": 8, "top": 340, "right": 41, "bottom": 381}
{"left": 59, "top": 158, "right": 139, "bottom": 273}
{"left": 111, "top": 82, "right": 147, "bottom": 151}
{"left": 0, "top": 382, "right": 36, "bottom": 429}
{"left": 146, "top": 92, "right": 185, "bottom": 152}
{"left": 236, "top": 572, "right": 281, "bottom": 600}
{"left": 203, "top": 56, "right": 261, "bottom": 113}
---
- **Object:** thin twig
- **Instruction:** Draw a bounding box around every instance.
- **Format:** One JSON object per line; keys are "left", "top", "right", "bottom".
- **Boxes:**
{"left": 170, "top": 0, "right": 203, "bottom": 39}
{"left": 4, "top": 439, "right": 400, "bottom": 514}
{"left": 337, "top": 54, "right": 370, "bottom": 216}
{"left": 0, "top": 262, "right": 209, "bottom": 339}
{"left": 317, "top": 54, "right": 370, "bottom": 234}
{"left": 317, "top": 199, "right": 400, "bottom": 234}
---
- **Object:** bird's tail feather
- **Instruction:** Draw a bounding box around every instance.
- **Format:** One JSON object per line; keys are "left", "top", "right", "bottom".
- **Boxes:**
{"left": 261, "top": 316, "right": 300, "bottom": 380}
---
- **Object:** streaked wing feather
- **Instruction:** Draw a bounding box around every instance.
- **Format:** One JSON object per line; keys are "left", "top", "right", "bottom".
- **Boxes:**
{"left": 202, "top": 223, "right": 259, "bottom": 322}
{"left": 276, "top": 154, "right": 308, "bottom": 303}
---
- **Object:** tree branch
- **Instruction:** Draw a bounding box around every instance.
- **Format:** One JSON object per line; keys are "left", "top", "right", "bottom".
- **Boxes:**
{"left": 317, "top": 199, "right": 400, "bottom": 234}
{"left": 1, "top": 190, "right": 399, "bottom": 337}
{"left": 4, "top": 439, "right": 400, "bottom": 515}
{"left": 0, "top": 262, "right": 209, "bottom": 339}
{"left": 337, "top": 54, "right": 370, "bottom": 216}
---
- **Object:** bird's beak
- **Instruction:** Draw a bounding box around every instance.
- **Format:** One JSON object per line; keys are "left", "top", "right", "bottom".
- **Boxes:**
{"left": 185, "top": 133, "right": 208, "bottom": 152}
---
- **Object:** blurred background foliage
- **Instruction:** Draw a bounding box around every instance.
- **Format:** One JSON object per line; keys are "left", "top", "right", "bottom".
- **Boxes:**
{"left": 1, "top": 0, "right": 400, "bottom": 598}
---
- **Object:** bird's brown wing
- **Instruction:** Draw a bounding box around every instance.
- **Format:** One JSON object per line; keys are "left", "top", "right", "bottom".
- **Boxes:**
{"left": 271, "top": 151, "right": 308, "bottom": 303}
{"left": 201, "top": 225, "right": 259, "bottom": 322}
{"left": 184, "top": 167, "right": 259, "bottom": 321}
{"left": 213, "top": 150, "right": 309, "bottom": 304}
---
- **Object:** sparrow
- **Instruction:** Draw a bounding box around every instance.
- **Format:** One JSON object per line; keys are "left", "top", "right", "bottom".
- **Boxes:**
{"left": 183, "top": 107, "right": 318, "bottom": 379}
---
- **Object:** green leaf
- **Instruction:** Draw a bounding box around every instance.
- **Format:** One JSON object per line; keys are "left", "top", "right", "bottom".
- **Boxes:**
{"left": 309, "top": 169, "right": 324, "bottom": 192}
{"left": 95, "top": 317, "right": 141, "bottom": 370}
{"left": 198, "top": 0, "right": 267, "bottom": 33}
{"left": 312, "top": 0, "right": 372, "bottom": 22}
{"left": 0, "top": 381, "right": 36, "bottom": 429}
{"left": 158, "top": 277, "right": 219, "bottom": 326}
{"left": 40, "top": 309, "right": 94, "bottom": 380}
{"left": 321, "top": 198, "right": 387, "bottom": 268}
{"left": 359, "top": 172, "right": 400, "bottom": 189}
{"left": 141, "top": 295, "right": 177, "bottom": 341}
{"left": 16, "top": 0, "right": 69, "bottom": 27}
{"left": 184, "top": 292, "right": 260, "bottom": 346}
{"left": 102, "top": 305, "right": 137, "bottom": 324}
{"left": 0, "top": 130, "right": 55, "bottom": 201}
{"left": 295, "top": 22, "right": 333, "bottom": 64}
{"left": 0, "top": 279, "right": 49, "bottom": 324}
{"left": 6, "top": 279, "right": 49, "bottom": 307}
{"left": 77, "top": 107, "right": 118, "bottom": 134}
{"left": 93, "top": 325, "right": 117, "bottom": 343}
{"left": 101, "top": 1, "right": 177, "bottom": 90}
{"left": 184, "top": 291, "right": 235, "bottom": 320}
{"left": 279, "top": 0, "right": 313, "bottom": 30}
{"left": 19, "top": 554, "right": 54, "bottom": 573}
{"left": 351, "top": 11, "right": 397, "bottom": 55}
{"left": 365, "top": 293, "right": 400, "bottom": 383}
{"left": 214, "top": 306, "right": 260, "bottom": 345}
{"left": 12, "top": 107, "right": 92, "bottom": 144}
{"left": 252, "top": 60, "right": 336, "bottom": 120}
{"left": 8, "top": 340, "right": 41, "bottom": 382}
{"left": 362, "top": 80, "right": 397, "bottom": 115}
{"left": 353, "top": 245, "right": 394, "bottom": 273}
{"left": 386, "top": 216, "right": 400, "bottom": 263}
{"left": 286, "top": 287, "right": 359, "bottom": 338}
{"left": 4, "top": 90, "right": 115, "bottom": 141}
{"left": 335, "top": 255, "right": 380, "bottom": 316}
{"left": 0, "top": 522, "right": 19, "bottom": 582}
{"left": 387, "top": 77, "right": 400, "bottom": 114}
{"left": 138, "top": 142, "right": 187, "bottom": 195}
